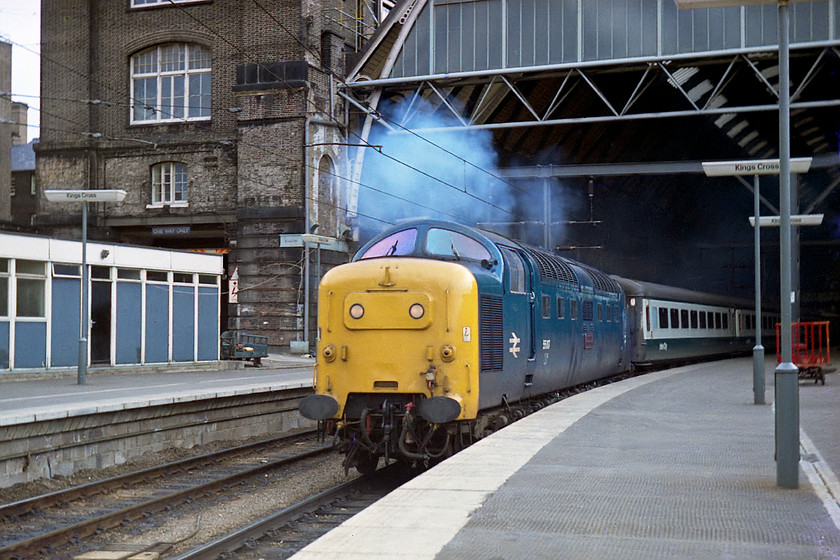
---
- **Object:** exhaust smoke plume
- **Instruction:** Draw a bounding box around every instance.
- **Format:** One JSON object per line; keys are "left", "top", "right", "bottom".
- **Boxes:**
{"left": 354, "top": 100, "right": 558, "bottom": 246}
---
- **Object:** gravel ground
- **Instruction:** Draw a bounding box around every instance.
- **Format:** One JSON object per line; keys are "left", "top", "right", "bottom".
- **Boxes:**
{"left": 2, "top": 435, "right": 360, "bottom": 559}
{"left": 91, "top": 453, "right": 357, "bottom": 558}
{"left": 0, "top": 433, "right": 330, "bottom": 504}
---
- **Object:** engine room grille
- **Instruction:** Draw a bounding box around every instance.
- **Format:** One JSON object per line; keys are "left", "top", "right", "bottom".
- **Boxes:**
{"left": 479, "top": 295, "right": 504, "bottom": 372}
{"left": 522, "top": 248, "right": 578, "bottom": 287}
{"left": 580, "top": 266, "right": 620, "bottom": 294}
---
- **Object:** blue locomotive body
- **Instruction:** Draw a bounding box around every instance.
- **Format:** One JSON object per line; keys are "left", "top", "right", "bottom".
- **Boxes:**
{"left": 301, "top": 219, "right": 761, "bottom": 473}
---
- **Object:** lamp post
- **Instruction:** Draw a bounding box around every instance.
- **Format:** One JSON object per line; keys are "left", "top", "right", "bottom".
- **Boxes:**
{"left": 44, "top": 189, "right": 126, "bottom": 385}
{"left": 702, "top": 158, "right": 811, "bottom": 407}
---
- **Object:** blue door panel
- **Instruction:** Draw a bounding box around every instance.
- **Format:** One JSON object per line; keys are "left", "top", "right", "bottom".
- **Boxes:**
{"left": 116, "top": 283, "right": 143, "bottom": 364}
{"left": 15, "top": 322, "right": 47, "bottom": 368}
{"left": 0, "top": 322, "right": 9, "bottom": 369}
{"left": 173, "top": 287, "right": 194, "bottom": 362}
{"left": 51, "top": 277, "right": 80, "bottom": 367}
{"left": 145, "top": 284, "right": 169, "bottom": 363}
{"left": 197, "top": 287, "right": 217, "bottom": 361}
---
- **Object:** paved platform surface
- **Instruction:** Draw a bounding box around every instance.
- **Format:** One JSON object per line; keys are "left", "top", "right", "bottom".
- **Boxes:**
{"left": 0, "top": 354, "right": 315, "bottom": 427}
{"left": 293, "top": 357, "right": 840, "bottom": 560}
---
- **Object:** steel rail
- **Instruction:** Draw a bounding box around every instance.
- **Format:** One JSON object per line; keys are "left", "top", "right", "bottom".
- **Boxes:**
{"left": 0, "top": 434, "right": 328, "bottom": 559}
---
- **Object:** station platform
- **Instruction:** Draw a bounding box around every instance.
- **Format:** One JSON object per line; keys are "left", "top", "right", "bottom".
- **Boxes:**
{"left": 0, "top": 354, "right": 315, "bottom": 428}
{"left": 292, "top": 357, "right": 840, "bottom": 560}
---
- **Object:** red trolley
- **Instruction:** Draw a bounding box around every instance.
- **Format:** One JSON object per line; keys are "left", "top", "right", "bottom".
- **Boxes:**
{"left": 775, "top": 321, "right": 831, "bottom": 385}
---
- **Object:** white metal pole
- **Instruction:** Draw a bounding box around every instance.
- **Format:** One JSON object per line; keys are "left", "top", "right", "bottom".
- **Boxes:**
{"left": 78, "top": 201, "right": 88, "bottom": 385}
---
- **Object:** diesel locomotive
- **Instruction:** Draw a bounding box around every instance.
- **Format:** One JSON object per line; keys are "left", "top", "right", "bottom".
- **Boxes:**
{"left": 299, "top": 219, "right": 768, "bottom": 474}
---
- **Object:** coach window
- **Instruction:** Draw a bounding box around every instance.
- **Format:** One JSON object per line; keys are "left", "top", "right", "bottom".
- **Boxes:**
{"left": 699, "top": 311, "right": 707, "bottom": 329}
{"left": 680, "top": 309, "right": 689, "bottom": 329}
{"left": 359, "top": 228, "right": 418, "bottom": 259}
{"left": 557, "top": 297, "right": 565, "bottom": 319}
{"left": 723, "top": 314, "right": 729, "bottom": 329}
{"left": 658, "top": 307, "right": 668, "bottom": 328}
{"left": 670, "top": 308, "right": 680, "bottom": 329}
{"left": 715, "top": 312, "right": 722, "bottom": 329}
{"left": 690, "top": 310, "right": 698, "bottom": 329}
{"left": 499, "top": 247, "right": 526, "bottom": 294}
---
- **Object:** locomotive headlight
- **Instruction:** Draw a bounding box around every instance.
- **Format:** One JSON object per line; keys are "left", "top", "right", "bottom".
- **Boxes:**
{"left": 441, "top": 344, "right": 456, "bottom": 362}
{"left": 322, "top": 344, "right": 337, "bottom": 362}
{"left": 349, "top": 303, "right": 365, "bottom": 319}
{"left": 409, "top": 303, "right": 425, "bottom": 319}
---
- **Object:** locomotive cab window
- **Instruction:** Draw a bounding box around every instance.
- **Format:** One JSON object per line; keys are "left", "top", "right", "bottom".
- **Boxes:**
{"left": 426, "top": 229, "right": 492, "bottom": 262}
{"left": 499, "top": 246, "right": 526, "bottom": 294}
{"left": 557, "top": 297, "right": 565, "bottom": 319}
{"left": 542, "top": 295, "right": 551, "bottom": 318}
{"left": 359, "top": 228, "right": 418, "bottom": 259}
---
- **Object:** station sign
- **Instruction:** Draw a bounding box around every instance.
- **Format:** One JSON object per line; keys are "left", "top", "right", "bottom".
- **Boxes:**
{"left": 701, "top": 158, "right": 812, "bottom": 177}
{"left": 280, "top": 233, "right": 336, "bottom": 247}
{"left": 279, "top": 233, "right": 349, "bottom": 253}
{"left": 748, "top": 214, "right": 824, "bottom": 227}
{"left": 152, "top": 226, "right": 191, "bottom": 236}
{"left": 44, "top": 189, "right": 127, "bottom": 202}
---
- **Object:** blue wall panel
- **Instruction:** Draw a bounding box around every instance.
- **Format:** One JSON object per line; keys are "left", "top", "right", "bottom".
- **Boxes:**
{"left": 0, "top": 322, "right": 8, "bottom": 369}
{"left": 51, "top": 278, "right": 80, "bottom": 367}
{"left": 15, "top": 322, "right": 47, "bottom": 368}
{"left": 172, "top": 286, "right": 195, "bottom": 362}
{"left": 116, "top": 283, "right": 143, "bottom": 364}
{"left": 145, "top": 284, "right": 170, "bottom": 363}
{"left": 197, "top": 287, "right": 218, "bottom": 361}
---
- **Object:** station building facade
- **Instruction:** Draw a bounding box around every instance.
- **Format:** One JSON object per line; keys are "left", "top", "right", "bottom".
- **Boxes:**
{"left": 0, "top": 232, "right": 222, "bottom": 372}
{"left": 32, "top": 0, "right": 381, "bottom": 352}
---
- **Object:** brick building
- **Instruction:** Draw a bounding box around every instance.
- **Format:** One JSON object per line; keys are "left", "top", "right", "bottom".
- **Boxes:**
{"left": 1, "top": 39, "right": 11, "bottom": 225}
{"left": 36, "top": 0, "right": 374, "bottom": 351}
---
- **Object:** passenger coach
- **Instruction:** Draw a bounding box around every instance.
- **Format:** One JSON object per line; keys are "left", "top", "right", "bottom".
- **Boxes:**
{"left": 615, "top": 277, "right": 776, "bottom": 368}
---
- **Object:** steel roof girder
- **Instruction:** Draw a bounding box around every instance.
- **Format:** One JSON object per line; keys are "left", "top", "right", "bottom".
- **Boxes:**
{"left": 499, "top": 75, "right": 542, "bottom": 121}
{"left": 791, "top": 48, "right": 829, "bottom": 103}
{"left": 620, "top": 66, "right": 657, "bottom": 116}
{"left": 657, "top": 62, "right": 701, "bottom": 112}
{"left": 741, "top": 54, "right": 781, "bottom": 100}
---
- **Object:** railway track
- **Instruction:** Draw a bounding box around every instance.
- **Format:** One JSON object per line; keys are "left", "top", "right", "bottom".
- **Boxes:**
{"left": 0, "top": 430, "right": 332, "bottom": 559}
{"left": 171, "top": 463, "right": 414, "bottom": 560}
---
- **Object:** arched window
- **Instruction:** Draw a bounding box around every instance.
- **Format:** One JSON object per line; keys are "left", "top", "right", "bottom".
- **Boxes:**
{"left": 131, "top": 43, "right": 211, "bottom": 123}
{"left": 317, "top": 155, "right": 336, "bottom": 234}
{"left": 150, "top": 162, "right": 188, "bottom": 206}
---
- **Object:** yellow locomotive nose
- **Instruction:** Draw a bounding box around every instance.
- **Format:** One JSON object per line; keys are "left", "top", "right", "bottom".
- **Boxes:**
{"left": 311, "top": 258, "right": 480, "bottom": 423}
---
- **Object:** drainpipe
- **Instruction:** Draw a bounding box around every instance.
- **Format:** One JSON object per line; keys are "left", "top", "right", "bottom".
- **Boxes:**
{"left": 303, "top": 117, "right": 312, "bottom": 352}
